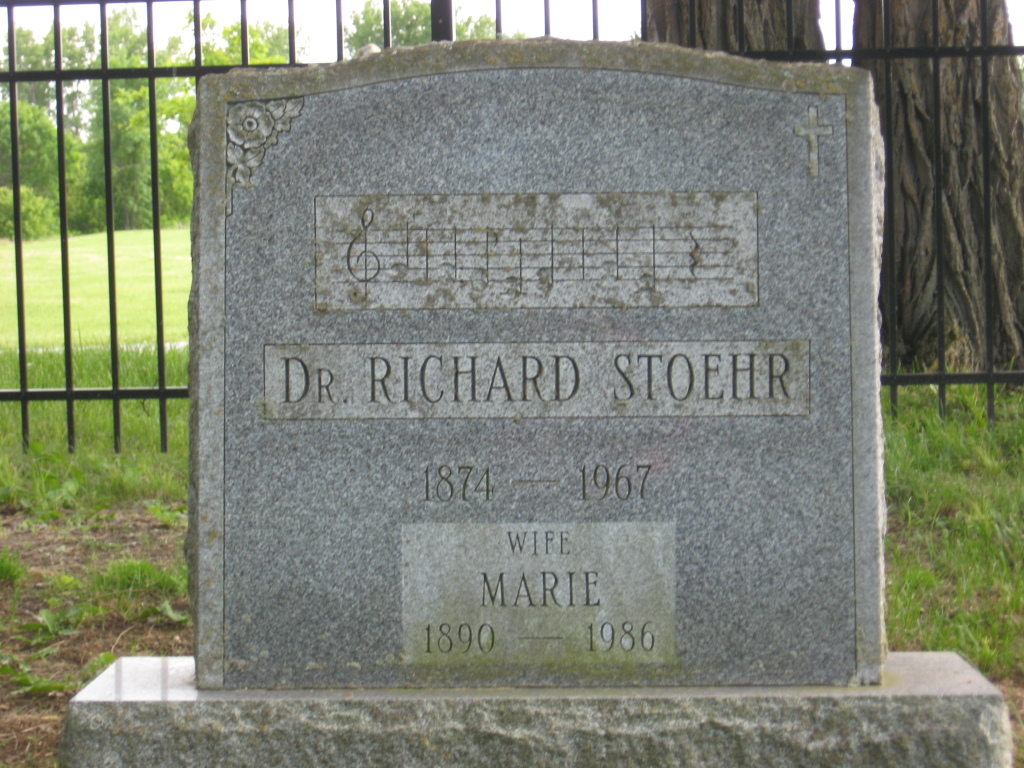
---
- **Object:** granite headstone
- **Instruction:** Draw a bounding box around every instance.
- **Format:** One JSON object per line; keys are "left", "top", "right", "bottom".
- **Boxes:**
{"left": 187, "top": 39, "right": 885, "bottom": 689}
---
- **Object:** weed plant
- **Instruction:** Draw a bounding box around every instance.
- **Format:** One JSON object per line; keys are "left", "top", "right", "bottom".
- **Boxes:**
{"left": 92, "top": 558, "right": 187, "bottom": 600}
{"left": 0, "top": 546, "right": 25, "bottom": 584}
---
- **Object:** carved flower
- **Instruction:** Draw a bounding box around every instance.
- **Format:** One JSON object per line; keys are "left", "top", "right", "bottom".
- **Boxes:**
{"left": 265, "top": 98, "right": 303, "bottom": 135}
{"left": 224, "top": 97, "right": 303, "bottom": 212}
{"left": 226, "top": 143, "right": 266, "bottom": 189}
{"left": 227, "top": 102, "right": 276, "bottom": 149}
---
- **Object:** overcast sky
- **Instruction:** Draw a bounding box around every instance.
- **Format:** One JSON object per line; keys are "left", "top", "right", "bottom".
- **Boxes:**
{"left": 5, "top": 0, "right": 1022, "bottom": 63}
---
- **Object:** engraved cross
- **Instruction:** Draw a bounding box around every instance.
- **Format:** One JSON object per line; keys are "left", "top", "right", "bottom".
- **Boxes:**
{"left": 794, "top": 106, "right": 833, "bottom": 178}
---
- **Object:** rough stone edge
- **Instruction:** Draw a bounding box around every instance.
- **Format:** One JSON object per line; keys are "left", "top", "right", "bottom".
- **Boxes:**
{"left": 188, "top": 72, "right": 229, "bottom": 689}
{"left": 59, "top": 653, "right": 1011, "bottom": 768}
{"left": 202, "top": 37, "right": 869, "bottom": 104}
{"left": 845, "top": 56, "right": 887, "bottom": 684}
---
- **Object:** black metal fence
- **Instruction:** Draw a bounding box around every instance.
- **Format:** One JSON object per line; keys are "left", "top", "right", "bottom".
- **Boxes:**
{"left": 1, "top": 0, "right": 1023, "bottom": 452}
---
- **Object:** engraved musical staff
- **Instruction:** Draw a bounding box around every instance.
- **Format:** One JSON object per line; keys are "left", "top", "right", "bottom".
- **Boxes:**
{"left": 334, "top": 219, "right": 735, "bottom": 291}
{"left": 315, "top": 192, "right": 759, "bottom": 311}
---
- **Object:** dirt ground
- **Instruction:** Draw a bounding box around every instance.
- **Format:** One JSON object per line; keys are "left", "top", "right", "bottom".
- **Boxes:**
{"left": 1, "top": 505, "right": 1020, "bottom": 768}
{"left": 1, "top": 505, "right": 191, "bottom": 768}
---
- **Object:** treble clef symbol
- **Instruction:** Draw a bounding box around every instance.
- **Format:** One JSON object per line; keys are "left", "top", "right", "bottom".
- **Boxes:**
{"left": 346, "top": 208, "right": 381, "bottom": 283}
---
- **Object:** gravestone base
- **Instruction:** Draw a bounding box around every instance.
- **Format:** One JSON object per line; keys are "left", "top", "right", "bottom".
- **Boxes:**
{"left": 60, "top": 652, "right": 1010, "bottom": 767}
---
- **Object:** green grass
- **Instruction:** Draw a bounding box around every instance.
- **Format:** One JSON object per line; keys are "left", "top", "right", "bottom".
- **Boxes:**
{"left": 884, "top": 384, "right": 1024, "bottom": 679}
{"left": 0, "top": 228, "right": 191, "bottom": 348}
{"left": 0, "top": 337, "right": 188, "bottom": 391}
{"left": 92, "top": 558, "right": 187, "bottom": 597}
{"left": 0, "top": 344, "right": 188, "bottom": 515}
{"left": 0, "top": 547, "right": 25, "bottom": 584}
{"left": 90, "top": 558, "right": 188, "bottom": 618}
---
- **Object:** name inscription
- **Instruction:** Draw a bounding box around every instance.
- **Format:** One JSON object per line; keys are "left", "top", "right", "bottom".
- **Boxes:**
{"left": 401, "top": 523, "right": 676, "bottom": 670}
{"left": 261, "top": 340, "right": 810, "bottom": 420}
{"left": 314, "top": 192, "right": 759, "bottom": 311}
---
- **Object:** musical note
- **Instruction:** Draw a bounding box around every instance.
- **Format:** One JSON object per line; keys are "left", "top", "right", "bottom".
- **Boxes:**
{"left": 518, "top": 238, "right": 524, "bottom": 295}
{"left": 453, "top": 227, "right": 459, "bottom": 281}
{"left": 549, "top": 225, "right": 555, "bottom": 284}
{"left": 485, "top": 229, "right": 498, "bottom": 283}
{"left": 615, "top": 226, "right": 621, "bottom": 280}
{"left": 581, "top": 229, "right": 586, "bottom": 280}
{"left": 651, "top": 224, "right": 657, "bottom": 287}
{"left": 346, "top": 208, "right": 381, "bottom": 283}
{"left": 688, "top": 231, "right": 701, "bottom": 278}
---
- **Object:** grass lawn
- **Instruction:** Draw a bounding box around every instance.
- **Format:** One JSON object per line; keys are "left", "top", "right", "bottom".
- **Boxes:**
{"left": 885, "top": 386, "right": 1024, "bottom": 678}
{"left": 0, "top": 228, "right": 191, "bottom": 349}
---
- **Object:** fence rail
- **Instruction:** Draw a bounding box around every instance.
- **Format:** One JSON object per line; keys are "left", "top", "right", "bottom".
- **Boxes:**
{"left": 2, "top": 0, "right": 1023, "bottom": 451}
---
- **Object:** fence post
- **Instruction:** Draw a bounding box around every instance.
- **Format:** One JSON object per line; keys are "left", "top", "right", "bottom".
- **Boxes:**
{"left": 432, "top": 0, "right": 454, "bottom": 41}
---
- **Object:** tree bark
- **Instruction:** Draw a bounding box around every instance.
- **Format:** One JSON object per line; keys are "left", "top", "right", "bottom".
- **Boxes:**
{"left": 854, "top": 0, "right": 1024, "bottom": 370}
{"left": 646, "top": 0, "right": 823, "bottom": 52}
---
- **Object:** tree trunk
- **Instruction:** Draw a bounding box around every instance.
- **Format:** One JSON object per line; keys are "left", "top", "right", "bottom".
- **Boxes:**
{"left": 646, "top": 0, "right": 823, "bottom": 52}
{"left": 854, "top": 0, "right": 1024, "bottom": 370}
